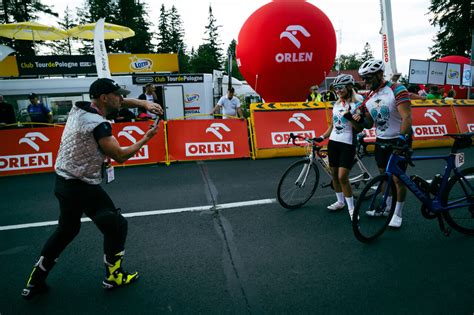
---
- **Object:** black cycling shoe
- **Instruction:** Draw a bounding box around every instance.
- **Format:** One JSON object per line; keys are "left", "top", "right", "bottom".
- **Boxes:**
{"left": 21, "top": 282, "right": 49, "bottom": 300}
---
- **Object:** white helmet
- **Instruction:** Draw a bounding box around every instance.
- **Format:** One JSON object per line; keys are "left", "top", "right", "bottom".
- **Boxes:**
{"left": 333, "top": 74, "right": 355, "bottom": 86}
{"left": 358, "top": 59, "right": 385, "bottom": 76}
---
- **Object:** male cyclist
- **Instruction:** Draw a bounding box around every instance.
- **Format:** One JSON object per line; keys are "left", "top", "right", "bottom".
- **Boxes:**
{"left": 354, "top": 59, "right": 412, "bottom": 228}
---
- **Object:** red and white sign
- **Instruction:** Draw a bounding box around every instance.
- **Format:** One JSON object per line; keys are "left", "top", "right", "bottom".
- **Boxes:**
{"left": 452, "top": 105, "right": 474, "bottom": 133}
{"left": 0, "top": 126, "right": 64, "bottom": 176}
{"left": 411, "top": 106, "right": 457, "bottom": 139}
{"left": 253, "top": 109, "right": 329, "bottom": 149}
{"left": 167, "top": 119, "right": 250, "bottom": 161}
{"left": 111, "top": 121, "right": 166, "bottom": 166}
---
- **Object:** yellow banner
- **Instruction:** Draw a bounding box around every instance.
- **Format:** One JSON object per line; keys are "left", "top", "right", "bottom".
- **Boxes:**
{"left": 108, "top": 53, "right": 179, "bottom": 73}
{"left": 0, "top": 56, "right": 19, "bottom": 77}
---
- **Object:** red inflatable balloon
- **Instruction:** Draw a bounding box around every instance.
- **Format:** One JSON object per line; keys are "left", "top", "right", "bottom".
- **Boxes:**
{"left": 437, "top": 55, "right": 470, "bottom": 99}
{"left": 236, "top": 0, "right": 336, "bottom": 102}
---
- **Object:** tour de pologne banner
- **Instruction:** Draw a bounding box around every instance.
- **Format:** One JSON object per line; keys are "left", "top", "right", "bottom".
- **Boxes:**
{"left": 166, "top": 119, "right": 250, "bottom": 161}
{"left": 0, "top": 121, "right": 166, "bottom": 177}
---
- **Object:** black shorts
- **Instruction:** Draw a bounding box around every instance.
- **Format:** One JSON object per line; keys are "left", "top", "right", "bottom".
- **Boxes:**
{"left": 374, "top": 137, "right": 409, "bottom": 171}
{"left": 327, "top": 140, "right": 356, "bottom": 169}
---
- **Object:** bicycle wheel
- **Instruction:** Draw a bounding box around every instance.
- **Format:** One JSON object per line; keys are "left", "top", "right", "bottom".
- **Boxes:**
{"left": 351, "top": 173, "right": 374, "bottom": 200}
{"left": 442, "top": 167, "right": 474, "bottom": 235}
{"left": 352, "top": 174, "right": 396, "bottom": 243}
{"left": 277, "top": 160, "right": 320, "bottom": 209}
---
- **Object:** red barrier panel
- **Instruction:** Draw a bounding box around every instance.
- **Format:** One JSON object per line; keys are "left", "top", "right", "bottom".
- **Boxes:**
{"left": 0, "top": 126, "right": 64, "bottom": 176}
{"left": 453, "top": 105, "right": 474, "bottom": 133}
{"left": 167, "top": 119, "right": 250, "bottom": 161}
{"left": 110, "top": 120, "right": 166, "bottom": 166}
{"left": 252, "top": 109, "right": 329, "bottom": 149}
{"left": 411, "top": 106, "right": 458, "bottom": 139}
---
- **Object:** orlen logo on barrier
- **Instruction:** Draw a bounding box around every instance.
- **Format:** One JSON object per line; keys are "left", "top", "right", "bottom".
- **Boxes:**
{"left": 0, "top": 132, "right": 52, "bottom": 171}
{"left": 118, "top": 126, "right": 149, "bottom": 160}
{"left": 129, "top": 56, "right": 153, "bottom": 71}
{"left": 413, "top": 109, "right": 447, "bottom": 137}
{"left": 184, "top": 93, "right": 200, "bottom": 104}
{"left": 276, "top": 25, "right": 312, "bottom": 63}
{"left": 185, "top": 123, "right": 234, "bottom": 157}
{"left": 271, "top": 113, "right": 316, "bottom": 145}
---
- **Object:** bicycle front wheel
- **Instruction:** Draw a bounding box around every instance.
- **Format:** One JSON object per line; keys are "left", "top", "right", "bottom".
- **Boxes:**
{"left": 442, "top": 167, "right": 474, "bottom": 235}
{"left": 352, "top": 174, "right": 396, "bottom": 243}
{"left": 277, "top": 160, "right": 320, "bottom": 209}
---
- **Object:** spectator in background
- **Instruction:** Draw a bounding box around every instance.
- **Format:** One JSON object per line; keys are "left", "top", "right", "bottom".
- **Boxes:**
{"left": 27, "top": 93, "right": 53, "bottom": 125}
{"left": 407, "top": 84, "right": 426, "bottom": 100}
{"left": 306, "top": 85, "right": 322, "bottom": 102}
{"left": 136, "top": 107, "right": 152, "bottom": 120}
{"left": 322, "top": 84, "right": 337, "bottom": 102}
{"left": 138, "top": 83, "right": 161, "bottom": 119}
{"left": 426, "top": 85, "right": 443, "bottom": 100}
{"left": 0, "top": 95, "right": 16, "bottom": 127}
{"left": 212, "top": 87, "right": 243, "bottom": 119}
{"left": 443, "top": 89, "right": 456, "bottom": 101}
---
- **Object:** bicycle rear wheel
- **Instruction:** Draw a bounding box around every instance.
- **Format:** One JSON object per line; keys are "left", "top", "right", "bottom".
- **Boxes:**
{"left": 442, "top": 167, "right": 474, "bottom": 235}
{"left": 277, "top": 160, "right": 320, "bottom": 209}
{"left": 352, "top": 174, "right": 396, "bottom": 243}
{"left": 351, "top": 173, "right": 374, "bottom": 200}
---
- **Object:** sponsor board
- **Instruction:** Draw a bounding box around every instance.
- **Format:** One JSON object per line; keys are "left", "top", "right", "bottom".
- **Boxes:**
{"left": 411, "top": 106, "right": 457, "bottom": 139}
{"left": 452, "top": 106, "right": 474, "bottom": 133}
{"left": 412, "top": 124, "right": 447, "bottom": 137}
{"left": 185, "top": 142, "right": 234, "bottom": 157}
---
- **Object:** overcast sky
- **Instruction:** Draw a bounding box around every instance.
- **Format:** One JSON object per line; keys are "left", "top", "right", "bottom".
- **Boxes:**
{"left": 39, "top": 0, "right": 438, "bottom": 76}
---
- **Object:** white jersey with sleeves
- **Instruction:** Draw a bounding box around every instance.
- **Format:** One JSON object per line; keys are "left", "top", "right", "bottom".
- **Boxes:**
{"left": 329, "top": 95, "right": 363, "bottom": 145}
{"left": 217, "top": 96, "right": 241, "bottom": 119}
{"left": 363, "top": 82, "right": 410, "bottom": 139}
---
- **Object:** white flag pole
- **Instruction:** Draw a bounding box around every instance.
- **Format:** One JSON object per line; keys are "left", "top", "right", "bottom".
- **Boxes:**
{"left": 94, "top": 18, "right": 111, "bottom": 79}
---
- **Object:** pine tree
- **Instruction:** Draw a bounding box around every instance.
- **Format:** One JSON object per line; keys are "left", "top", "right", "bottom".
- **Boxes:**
{"left": 167, "top": 5, "right": 190, "bottom": 72}
{"left": 428, "top": 0, "right": 471, "bottom": 59}
{"left": 360, "top": 42, "right": 374, "bottom": 62}
{"left": 156, "top": 4, "right": 171, "bottom": 53}
{"left": 0, "top": 0, "right": 58, "bottom": 56}
{"left": 203, "top": 5, "right": 223, "bottom": 67}
{"left": 48, "top": 6, "right": 77, "bottom": 55}
{"left": 226, "top": 39, "right": 243, "bottom": 80}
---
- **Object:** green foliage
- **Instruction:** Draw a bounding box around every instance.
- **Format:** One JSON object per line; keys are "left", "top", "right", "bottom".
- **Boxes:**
{"left": 226, "top": 39, "right": 244, "bottom": 80}
{"left": 428, "top": 0, "right": 471, "bottom": 59}
{"left": 360, "top": 42, "right": 374, "bottom": 62}
{"left": 333, "top": 43, "right": 374, "bottom": 70}
{"left": 156, "top": 4, "right": 171, "bottom": 53}
{"left": 48, "top": 6, "right": 78, "bottom": 55}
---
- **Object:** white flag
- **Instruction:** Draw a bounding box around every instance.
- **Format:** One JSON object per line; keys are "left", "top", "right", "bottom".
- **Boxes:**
{"left": 94, "top": 18, "right": 111, "bottom": 79}
{"left": 0, "top": 45, "right": 15, "bottom": 62}
{"left": 462, "top": 64, "right": 472, "bottom": 87}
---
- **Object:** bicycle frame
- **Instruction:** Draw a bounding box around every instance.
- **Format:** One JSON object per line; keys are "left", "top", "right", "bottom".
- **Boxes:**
{"left": 384, "top": 152, "right": 471, "bottom": 213}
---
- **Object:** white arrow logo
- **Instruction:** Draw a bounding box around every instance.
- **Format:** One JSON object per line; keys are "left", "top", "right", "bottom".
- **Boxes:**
{"left": 118, "top": 126, "right": 145, "bottom": 143}
{"left": 280, "top": 25, "right": 310, "bottom": 49}
{"left": 424, "top": 109, "right": 442, "bottom": 123}
{"left": 288, "top": 113, "right": 311, "bottom": 129}
{"left": 18, "top": 132, "right": 50, "bottom": 151}
{"left": 206, "top": 123, "right": 231, "bottom": 140}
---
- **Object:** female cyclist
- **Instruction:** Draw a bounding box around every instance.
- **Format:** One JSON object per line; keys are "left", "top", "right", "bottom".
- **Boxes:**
{"left": 315, "top": 74, "right": 364, "bottom": 220}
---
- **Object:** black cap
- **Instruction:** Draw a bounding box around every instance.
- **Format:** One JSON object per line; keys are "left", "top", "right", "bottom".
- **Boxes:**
{"left": 89, "top": 78, "right": 130, "bottom": 99}
{"left": 28, "top": 93, "right": 38, "bottom": 99}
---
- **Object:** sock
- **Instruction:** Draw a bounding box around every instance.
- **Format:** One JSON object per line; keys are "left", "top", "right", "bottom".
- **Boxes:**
{"left": 395, "top": 201, "right": 404, "bottom": 217}
{"left": 336, "top": 192, "right": 344, "bottom": 203}
{"left": 345, "top": 196, "right": 354, "bottom": 210}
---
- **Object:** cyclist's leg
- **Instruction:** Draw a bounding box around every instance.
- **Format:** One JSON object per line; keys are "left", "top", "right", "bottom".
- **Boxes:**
{"left": 327, "top": 140, "right": 344, "bottom": 211}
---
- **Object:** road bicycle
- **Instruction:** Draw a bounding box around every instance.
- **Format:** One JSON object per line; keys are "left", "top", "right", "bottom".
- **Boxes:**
{"left": 352, "top": 132, "right": 474, "bottom": 243}
{"left": 277, "top": 133, "right": 374, "bottom": 209}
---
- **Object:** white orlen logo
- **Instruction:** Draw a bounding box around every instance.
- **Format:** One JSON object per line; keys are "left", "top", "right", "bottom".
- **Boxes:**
{"left": 19, "top": 132, "right": 50, "bottom": 151}
{"left": 288, "top": 113, "right": 311, "bottom": 130}
{"left": 205, "top": 123, "right": 231, "bottom": 140}
{"left": 186, "top": 123, "right": 234, "bottom": 157}
{"left": 280, "top": 25, "right": 310, "bottom": 49}
{"left": 276, "top": 25, "right": 313, "bottom": 63}
{"left": 117, "top": 126, "right": 148, "bottom": 160}
{"left": 424, "top": 109, "right": 442, "bottom": 123}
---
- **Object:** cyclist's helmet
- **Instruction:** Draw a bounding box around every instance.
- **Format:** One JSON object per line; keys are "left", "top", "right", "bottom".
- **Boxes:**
{"left": 333, "top": 74, "right": 355, "bottom": 86}
{"left": 358, "top": 59, "right": 385, "bottom": 76}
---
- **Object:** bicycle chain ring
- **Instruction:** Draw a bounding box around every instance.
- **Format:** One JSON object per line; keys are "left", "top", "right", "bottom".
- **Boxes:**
{"left": 420, "top": 204, "right": 437, "bottom": 219}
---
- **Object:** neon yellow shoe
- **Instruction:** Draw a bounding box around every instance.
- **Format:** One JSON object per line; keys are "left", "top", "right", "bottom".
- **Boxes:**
{"left": 21, "top": 256, "right": 55, "bottom": 300}
{"left": 102, "top": 251, "right": 139, "bottom": 290}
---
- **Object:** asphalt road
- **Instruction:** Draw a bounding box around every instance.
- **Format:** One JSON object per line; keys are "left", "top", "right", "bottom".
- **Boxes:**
{"left": 0, "top": 146, "right": 473, "bottom": 314}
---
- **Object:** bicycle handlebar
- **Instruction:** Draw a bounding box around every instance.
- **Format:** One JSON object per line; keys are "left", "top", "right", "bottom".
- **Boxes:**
{"left": 363, "top": 141, "right": 415, "bottom": 166}
{"left": 287, "top": 133, "right": 323, "bottom": 151}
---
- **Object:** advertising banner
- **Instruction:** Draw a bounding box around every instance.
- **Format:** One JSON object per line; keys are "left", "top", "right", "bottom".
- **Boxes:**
{"left": 428, "top": 61, "right": 447, "bottom": 85}
{"left": 94, "top": 18, "right": 111, "bottom": 79}
{"left": 452, "top": 105, "right": 474, "bottom": 133}
{"left": 446, "top": 63, "right": 461, "bottom": 86}
{"left": 0, "top": 126, "right": 64, "bottom": 176}
{"left": 167, "top": 119, "right": 250, "bottom": 161}
{"left": 16, "top": 55, "right": 96, "bottom": 76}
{"left": 462, "top": 64, "right": 472, "bottom": 86}
{"left": 252, "top": 109, "right": 329, "bottom": 149}
{"left": 109, "top": 54, "right": 179, "bottom": 74}
{"left": 132, "top": 74, "right": 204, "bottom": 85}
{"left": 411, "top": 106, "right": 458, "bottom": 140}
{"left": 110, "top": 121, "right": 166, "bottom": 166}
{"left": 408, "top": 59, "right": 429, "bottom": 84}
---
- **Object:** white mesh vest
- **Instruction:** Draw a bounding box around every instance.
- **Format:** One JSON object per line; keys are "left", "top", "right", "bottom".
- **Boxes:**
{"left": 55, "top": 105, "right": 109, "bottom": 184}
